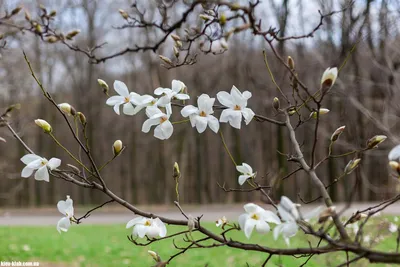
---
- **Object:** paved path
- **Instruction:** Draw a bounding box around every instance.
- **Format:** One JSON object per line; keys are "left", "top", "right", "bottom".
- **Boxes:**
{"left": 0, "top": 202, "right": 399, "bottom": 226}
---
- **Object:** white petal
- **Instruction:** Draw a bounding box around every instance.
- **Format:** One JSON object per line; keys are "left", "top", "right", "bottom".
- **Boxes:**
{"left": 220, "top": 109, "right": 242, "bottom": 129}
{"left": 238, "top": 214, "right": 249, "bottom": 230}
{"left": 217, "top": 91, "right": 234, "bottom": 108}
{"left": 21, "top": 166, "right": 34, "bottom": 178}
{"left": 241, "top": 108, "right": 255, "bottom": 125}
{"left": 198, "top": 94, "right": 214, "bottom": 114}
{"left": 281, "top": 222, "right": 298, "bottom": 238}
{"left": 244, "top": 203, "right": 264, "bottom": 214}
{"left": 154, "top": 121, "right": 173, "bottom": 140}
{"left": 238, "top": 175, "right": 250, "bottom": 185}
{"left": 181, "top": 105, "right": 198, "bottom": 117}
{"left": 57, "top": 200, "right": 67, "bottom": 215}
{"left": 207, "top": 115, "right": 219, "bottom": 133}
{"left": 171, "top": 80, "right": 185, "bottom": 93}
{"left": 389, "top": 145, "right": 400, "bottom": 161}
{"left": 146, "top": 106, "right": 163, "bottom": 118}
{"left": 195, "top": 116, "right": 208, "bottom": 133}
{"left": 273, "top": 224, "right": 284, "bottom": 240}
{"left": 142, "top": 118, "right": 160, "bottom": 133}
{"left": 244, "top": 218, "right": 257, "bottom": 239}
{"left": 242, "top": 91, "right": 252, "bottom": 100}
{"left": 255, "top": 220, "right": 270, "bottom": 234}
{"left": 26, "top": 158, "right": 44, "bottom": 169}
{"left": 114, "top": 80, "right": 129, "bottom": 97}
{"left": 20, "top": 154, "right": 42, "bottom": 165}
{"left": 157, "top": 96, "right": 171, "bottom": 106}
{"left": 64, "top": 197, "right": 74, "bottom": 217}
{"left": 154, "top": 87, "right": 169, "bottom": 95}
{"left": 56, "top": 217, "right": 71, "bottom": 233}
{"left": 154, "top": 218, "right": 167, "bottom": 237}
{"left": 123, "top": 103, "right": 135, "bottom": 116}
{"left": 231, "top": 85, "right": 246, "bottom": 107}
{"left": 113, "top": 103, "right": 122, "bottom": 115}
{"left": 146, "top": 225, "right": 160, "bottom": 238}
{"left": 135, "top": 225, "right": 148, "bottom": 238}
{"left": 35, "top": 165, "right": 49, "bottom": 182}
{"left": 303, "top": 206, "right": 323, "bottom": 221}
{"left": 175, "top": 93, "right": 190, "bottom": 100}
{"left": 133, "top": 105, "right": 145, "bottom": 115}
{"left": 236, "top": 164, "right": 248, "bottom": 174}
{"left": 261, "top": 210, "right": 281, "bottom": 225}
{"left": 106, "top": 96, "right": 124, "bottom": 106}
{"left": 242, "top": 163, "right": 253, "bottom": 173}
{"left": 165, "top": 103, "right": 172, "bottom": 116}
{"left": 47, "top": 158, "right": 61, "bottom": 170}
{"left": 126, "top": 217, "right": 146, "bottom": 229}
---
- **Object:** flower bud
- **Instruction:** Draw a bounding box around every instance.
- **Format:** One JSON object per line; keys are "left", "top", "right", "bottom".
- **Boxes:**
{"left": 34, "top": 23, "right": 42, "bottom": 34}
{"left": 219, "top": 13, "right": 227, "bottom": 25}
{"left": 320, "top": 67, "right": 338, "bottom": 88}
{"left": 344, "top": 158, "right": 361, "bottom": 174}
{"left": 175, "top": 40, "right": 183, "bottom": 48}
{"left": 118, "top": 9, "right": 129, "bottom": 20}
{"left": 46, "top": 36, "right": 59, "bottom": 43}
{"left": 216, "top": 216, "right": 228, "bottom": 228}
{"left": 35, "top": 119, "right": 52, "bottom": 133}
{"left": 389, "top": 161, "right": 400, "bottom": 176}
{"left": 220, "top": 39, "right": 228, "bottom": 50}
{"left": 366, "top": 135, "right": 387, "bottom": 149}
{"left": 49, "top": 10, "right": 57, "bottom": 17}
{"left": 159, "top": 55, "right": 172, "bottom": 65}
{"left": 113, "top": 140, "right": 123, "bottom": 156}
{"left": 58, "top": 103, "right": 76, "bottom": 116}
{"left": 77, "top": 112, "right": 86, "bottom": 126}
{"left": 24, "top": 10, "right": 31, "bottom": 21}
{"left": 331, "top": 126, "right": 346, "bottom": 142}
{"left": 173, "top": 46, "right": 179, "bottom": 58}
{"left": 199, "top": 14, "right": 213, "bottom": 21}
{"left": 66, "top": 30, "right": 80, "bottom": 40}
{"left": 171, "top": 34, "right": 181, "bottom": 42}
{"left": 11, "top": 6, "right": 22, "bottom": 16}
{"left": 311, "top": 108, "right": 330, "bottom": 119}
{"left": 187, "top": 215, "right": 195, "bottom": 232}
{"left": 318, "top": 206, "right": 336, "bottom": 223}
{"left": 148, "top": 250, "right": 161, "bottom": 262}
{"left": 173, "top": 162, "right": 180, "bottom": 180}
{"left": 273, "top": 97, "right": 280, "bottom": 110}
{"left": 97, "top": 79, "right": 109, "bottom": 95}
{"left": 287, "top": 56, "right": 295, "bottom": 70}
{"left": 348, "top": 212, "right": 368, "bottom": 224}
{"left": 288, "top": 107, "right": 297, "bottom": 116}
{"left": 0, "top": 137, "right": 6, "bottom": 143}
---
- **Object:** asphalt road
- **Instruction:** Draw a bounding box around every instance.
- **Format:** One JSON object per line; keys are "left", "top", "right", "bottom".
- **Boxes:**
{"left": 0, "top": 202, "right": 398, "bottom": 226}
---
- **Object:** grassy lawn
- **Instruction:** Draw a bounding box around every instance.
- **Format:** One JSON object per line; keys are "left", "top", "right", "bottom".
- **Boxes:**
{"left": 0, "top": 218, "right": 399, "bottom": 267}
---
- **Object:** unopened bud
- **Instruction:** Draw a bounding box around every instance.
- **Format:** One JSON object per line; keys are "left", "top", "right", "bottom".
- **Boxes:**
{"left": 219, "top": 13, "right": 227, "bottom": 25}
{"left": 67, "top": 164, "right": 81, "bottom": 174}
{"left": 348, "top": 212, "right": 368, "bottom": 224}
{"left": 58, "top": 103, "right": 76, "bottom": 116}
{"left": 46, "top": 36, "right": 59, "bottom": 43}
{"left": 49, "top": 10, "right": 57, "bottom": 17}
{"left": 366, "top": 135, "right": 387, "bottom": 149}
{"left": 0, "top": 137, "right": 5, "bottom": 143}
{"left": 24, "top": 10, "right": 31, "bottom": 21}
{"left": 159, "top": 55, "right": 173, "bottom": 65}
{"left": 173, "top": 162, "right": 180, "bottom": 180}
{"left": 220, "top": 39, "right": 228, "bottom": 50}
{"left": 187, "top": 215, "right": 195, "bottom": 232}
{"left": 77, "top": 112, "right": 86, "bottom": 126}
{"left": 287, "top": 56, "right": 295, "bottom": 70}
{"left": 118, "top": 9, "right": 129, "bottom": 20}
{"left": 66, "top": 30, "right": 80, "bottom": 40}
{"left": 11, "top": 6, "right": 22, "bottom": 16}
{"left": 97, "top": 79, "right": 109, "bottom": 95}
{"left": 175, "top": 40, "right": 183, "bottom": 48}
{"left": 273, "top": 97, "right": 280, "bottom": 110}
{"left": 171, "top": 34, "right": 181, "bottom": 41}
{"left": 389, "top": 161, "right": 400, "bottom": 176}
{"left": 318, "top": 206, "right": 336, "bottom": 223}
{"left": 199, "top": 14, "right": 213, "bottom": 21}
{"left": 216, "top": 216, "right": 228, "bottom": 227}
{"left": 34, "top": 23, "right": 42, "bottom": 34}
{"left": 331, "top": 126, "right": 346, "bottom": 142}
{"left": 173, "top": 46, "right": 179, "bottom": 58}
{"left": 148, "top": 250, "right": 161, "bottom": 262}
{"left": 288, "top": 107, "right": 297, "bottom": 116}
{"left": 35, "top": 119, "right": 52, "bottom": 133}
{"left": 344, "top": 158, "right": 361, "bottom": 174}
{"left": 113, "top": 140, "right": 123, "bottom": 156}
{"left": 311, "top": 108, "right": 330, "bottom": 119}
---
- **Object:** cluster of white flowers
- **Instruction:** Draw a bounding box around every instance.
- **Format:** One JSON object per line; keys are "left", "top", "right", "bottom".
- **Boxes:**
{"left": 105, "top": 80, "right": 255, "bottom": 140}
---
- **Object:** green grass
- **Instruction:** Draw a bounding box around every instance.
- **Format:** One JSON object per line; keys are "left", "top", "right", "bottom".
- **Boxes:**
{"left": 0, "top": 218, "right": 399, "bottom": 266}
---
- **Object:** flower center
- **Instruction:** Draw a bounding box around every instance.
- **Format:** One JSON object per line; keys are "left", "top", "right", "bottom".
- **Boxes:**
{"left": 144, "top": 220, "right": 152, "bottom": 226}
{"left": 124, "top": 97, "right": 130, "bottom": 103}
{"left": 251, "top": 213, "right": 259, "bottom": 220}
{"left": 160, "top": 116, "right": 167, "bottom": 124}
{"left": 234, "top": 105, "right": 241, "bottom": 110}
{"left": 41, "top": 160, "right": 47, "bottom": 166}
{"left": 199, "top": 111, "right": 207, "bottom": 117}
{"left": 150, "top": 100, "right": 156, "bottom": 105}
{"left": 323, "top": 78, "right": 333, "bottom": 87}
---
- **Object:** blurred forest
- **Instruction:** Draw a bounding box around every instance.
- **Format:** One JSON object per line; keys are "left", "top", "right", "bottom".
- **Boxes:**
{"left": 1, "top": 0, "right": 400, "bottom": 207}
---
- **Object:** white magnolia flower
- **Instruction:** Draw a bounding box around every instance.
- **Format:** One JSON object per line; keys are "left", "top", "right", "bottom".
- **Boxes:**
{"left": 274, "top": 196, "right": 322, "bottom": 245}
{"left": 217, "top": 86, "right": 255, "bottom": 129}
{"left": 236, "top": 163, "right": 256, "bottom": 185}
{"left": 389, "top": 145, "right": 400, "bottom": 161}
{"left": 126, "top": 217, "right": 167, "bottom": 238}
{"left": 56, "top": 195, "right": 74, "bottom": 233}
{"left": 131, "top": 94, "right": 170, "bottom": 115}
{"left": 321, "top": 67, "right": 338, "bottom": 87}
{"left": 106, "top": 80, "right": 139, "bottom": 115}
{"left": 142, "top": 107, "right": 173, "bottom": 140}
{"left": 181, "top": 94, "right": 220, "bottom": 133}
{"left": 154, "top": 80, "right": 190, "bottom": 114}
{"left": 389, "top": 223, "right": 398, "bottom": 233}
{"left": 238, "top": 203, "right": 281, "bottom": 239}
{"left": 20, "top": 154, "right": 61, "bottom": 182}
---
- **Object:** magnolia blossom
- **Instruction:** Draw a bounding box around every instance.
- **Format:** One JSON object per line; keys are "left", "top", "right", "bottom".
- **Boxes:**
{"left": 142, "top": 107, "right": 173, "bottom": 140}
{"left": 274, "top": 196, "right": 322, "bottom": 245}
{"left": 238, "top": 203, "right": 281, "bottom": 239}
{"left": 131, "top": 94, "right": 170, "bottom": 115}
{"left": 57, "top": 195, "right": 74, "bottom": 233}
{"left": 106, "top": 80, "right": 139, "bottom": 115}
{"left": 389, "top": 223, "right": 398, "bottom": 233}
{"left": 217, "top": 86, "right": 255, "bottom": 129}
{"left": 181, "top": 94, "right": 219, "bottom": 133}
{"left": 126, "top": 217, "right": 167, "bottom": 238}
{"left": 236, "top": 163, "right": 256, "bottom": 185}
{"left": 321, "top": 67, "right": 338, "bottom": 88}
{"left": 20, "top": 154, "right": 61, "bottom": 182}
{"left": 154, "top": 80, "right": 190, "bottom": 114}
{"left": 388, "top": 145, "right": 400, "bottom": 161}
{"left": 216, "top": 216, "right": 228, "bottom": 227}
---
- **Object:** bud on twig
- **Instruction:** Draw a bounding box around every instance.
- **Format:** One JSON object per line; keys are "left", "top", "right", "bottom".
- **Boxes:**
{"left": 344, "top": 158, "right": 361, "bottom": 174}
{"left": 273, "top": 97, "right": 280, "bottom": 110}
{"left": 389, "top": 161, "right": 400, "bottom": 176}
{"left": 171, "top": 34, "right": 181, "bottom": 42}
{"left": 46, "top": 36, "right": 59, "bottom": 43}
{"left": 0, "top": 137, "right": 6, "bottom": 143}
{"left": 11, "top": 6, "right": 22, "bottom": 16}
{"left": 24, "top": 10, "right": 31, "bottom": 21}
{"left": 318, "top": 206, "right": 336, "bottom": 223}
{"left": 113, "top": 140, "right": 123, "bottom": 156}
{"left": 173, "top": 46, "right": 179, "bottom": 58}
{"left": 310, "top": 108, "right": 330, "bottom": 119}
{"left": 219, "top": 13, "right": 227, "bottom": 25}
{"left": 159, "top": 55, "right": 173, "bottom": 65}
{"left": 35, "top": 119, "right": 52, "bottom": 133}
{"left": 66, "top": 30, "right": 80, "bottom": 40}
{"left": 67, "top": 164, "right": 81, "bottom": 174}
{"left": 331, "top": 126, "right": 346, "bottom": 142}
{"left": 187, "top": 215, "right": 195, "bottom": 232}
{"left": 199, "top": 14, "right": 213, "bottom": 21}
{"left": 58, "top": 103, "right": 76, "bottom": 116}
{"left": 148, "top": 250, "right": 161, "bottom": 263}
{"left": 49, "top": 10, "right": 57, "bottom": 17}
{"left": 77, "top": 112, "right": 86, "bottom": 126}
{"left": 348, "top": 212, "right": 367, "bottom": 224}
{"left": 97, "top": 79, "right": 109, "bottom": 96}
{"left": 173, "top": 162, "right": 180, "bottom": 180}
{"left": 118, "top": 9, "right": 129, "bottom": 20}
{"left": 287, "top": 56, "right": 295, "bottom": 70}
{"left": 366, "top": 135, "right": 387, "bottom": 149}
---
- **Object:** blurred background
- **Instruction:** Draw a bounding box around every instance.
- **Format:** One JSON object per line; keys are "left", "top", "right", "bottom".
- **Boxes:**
{"left": 1, "top": 0, "right": 400, "bottom": 208}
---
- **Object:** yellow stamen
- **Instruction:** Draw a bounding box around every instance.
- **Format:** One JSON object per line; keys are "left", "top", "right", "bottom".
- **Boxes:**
{"left": 251, "top": 214, "right": 259, "bottom": 220}
{"left": 234, "top": 105, "right": 241, "bottom": 110}
{"left": 124, "top": 97, "right": 130, "bottom": 103}
{"left": 144, "top": 220, "right": 151, "bottom": 226}
{"left": 199, "top": 111, "right": 206, "bottom": 117}
{"left": 160, "top": 117, "right": 167, "bottom": 124}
